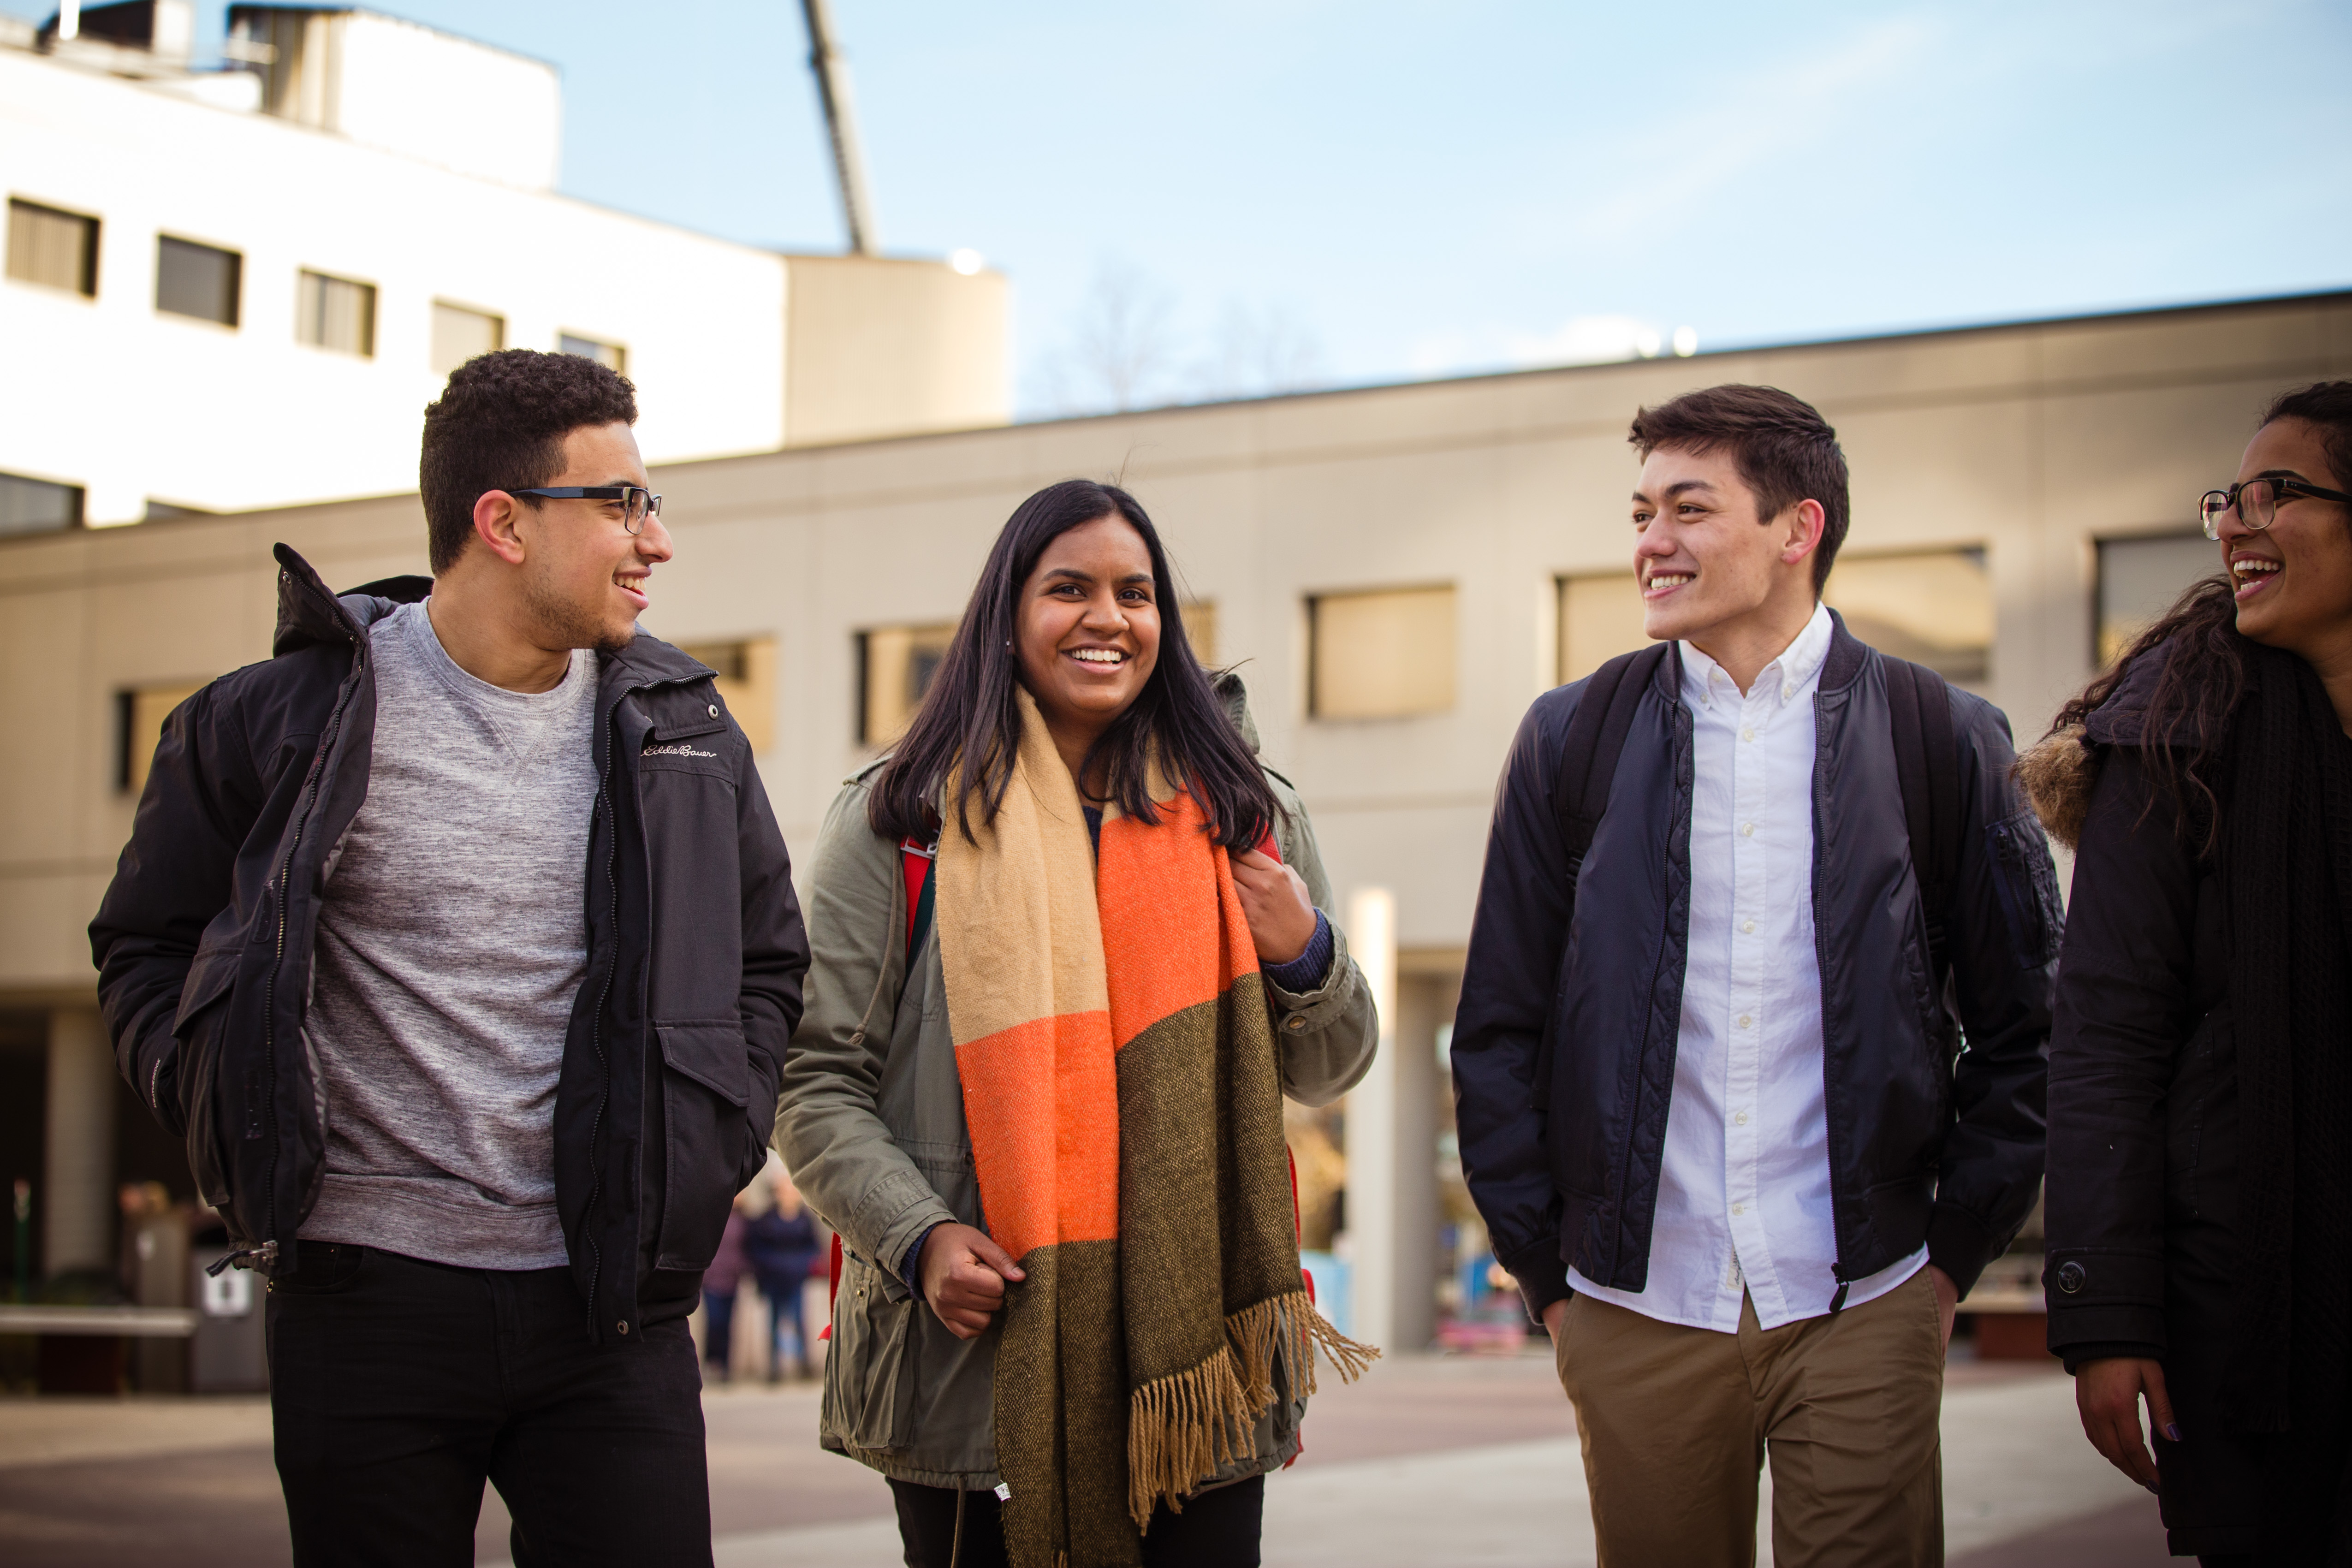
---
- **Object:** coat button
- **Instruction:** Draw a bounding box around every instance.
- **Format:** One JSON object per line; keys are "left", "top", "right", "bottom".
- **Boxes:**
{"left": 1284, "top": 1015, "right": 1307, "bottom": 1032}
{"left": 2054, "top": 1261, "right": 2087, "bottom": 1295}
{"left": 707, "top": 703, "right": 719, "bottom": 718}
{"left": 617, "top": 1320, "right": 630, "bottom": 1335}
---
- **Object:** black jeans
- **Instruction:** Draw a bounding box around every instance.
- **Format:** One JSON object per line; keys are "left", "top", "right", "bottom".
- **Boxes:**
{"left": 266, "top": 1242, "right": 710, "bottom": 1568}
{"left": 889, "top": 1475, "right": 1264, "bottom": 1568}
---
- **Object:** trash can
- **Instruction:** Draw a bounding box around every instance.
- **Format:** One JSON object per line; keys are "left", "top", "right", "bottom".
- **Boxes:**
{"left": 189, "top": 1246, "right": 268, "bottom": 1393}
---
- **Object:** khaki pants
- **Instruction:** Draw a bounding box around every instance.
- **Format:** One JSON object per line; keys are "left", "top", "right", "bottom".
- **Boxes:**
{"left": 1553, "top": 1268, "right": 1945, "bottom": 1568}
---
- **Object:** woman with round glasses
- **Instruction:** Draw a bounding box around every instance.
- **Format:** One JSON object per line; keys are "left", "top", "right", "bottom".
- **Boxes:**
{"left": 2023, "top": 380, "right": 2352, "bottom": 1560}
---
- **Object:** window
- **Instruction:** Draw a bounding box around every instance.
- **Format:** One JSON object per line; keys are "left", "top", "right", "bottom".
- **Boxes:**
{"left": 117, "top": 682, "right": 208, "bottom": 795}
{"left": 6, "top": 198, "right": 98, "bottom": 296}
{"left": 0, "top": 471, "right": 84, "bottom": 535}
{"left": 298, "top": 270, "right": 376, "bottom": 356}
{"left": 155, "top": 236, "right": 240, "bottom": 325}
{"left": 674, "top": 638, "right": 778, "bottom": 754}
{"left": 859, "top": 623, "right": 957, "bottom": 747}
{"left": 1823, "top": 548, "right": 1992, "bottom": 683}
{"left": 431, "top": 301, "right": 504, "bottom": 375}
{"left": 2097, "top": 533, "right": 2219, "bottom": 667}
{"left": 1308, "top": 585, "right": 1456, "bottom": 719}
{"left": 1557, "top": 572, "right": 1649, "bottom": 684}
{"left": 559, "top": 333, "right": 626, "bottom": 373}
{"left": 1555, "top": 546, "right": 1993, "bottom": 686}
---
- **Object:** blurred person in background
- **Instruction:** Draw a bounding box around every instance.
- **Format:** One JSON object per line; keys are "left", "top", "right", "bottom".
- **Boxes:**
{"left": 2025, "top": 381, "right": 2352, "bottom": 1562}
{"left": 1453, "top": 386, "right": 2057, "bottom": 1566}
{"left": 742, "top": 1157, "right": 820, "bottom": 1382}
{"left": 774, "top": 479, "right": 1378, "bottom": 1568}
{"left": 89, "top": 349, "right": 809, "bottom": 1568}
{"left": 701, "top": 1204, "right": 752, "bottom": 1384}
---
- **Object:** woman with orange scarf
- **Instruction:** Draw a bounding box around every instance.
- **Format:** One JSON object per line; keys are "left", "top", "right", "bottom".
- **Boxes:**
{"left": 776, "top": 479, "right": 1380, "bottom": 1568}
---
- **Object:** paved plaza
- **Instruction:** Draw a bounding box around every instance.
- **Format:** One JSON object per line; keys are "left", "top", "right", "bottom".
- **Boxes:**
{"left": 0, "top": 1353, "right": 2163, "bottom": 1566}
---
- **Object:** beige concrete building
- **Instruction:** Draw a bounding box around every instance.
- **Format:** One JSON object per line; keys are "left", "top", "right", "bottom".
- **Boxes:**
{"left": 6, "top": 289, "right": 2346, "bottom": 1343}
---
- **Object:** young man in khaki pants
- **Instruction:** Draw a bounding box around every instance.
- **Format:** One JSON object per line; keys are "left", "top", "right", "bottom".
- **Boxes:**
{"left": 1451, "top": 385, "right": 2056, "bottom": 1564}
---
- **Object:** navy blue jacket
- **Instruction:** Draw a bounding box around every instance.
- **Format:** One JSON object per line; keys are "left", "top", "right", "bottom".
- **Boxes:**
{"left": 1452, "top": 616, "right": 2058, "bottom": 1317}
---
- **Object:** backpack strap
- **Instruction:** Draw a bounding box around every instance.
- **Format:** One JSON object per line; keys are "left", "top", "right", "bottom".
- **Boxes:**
{"left": 1556, "top": 644, "right": 1672, "bottom": 884}
{"left": 901, "top": 835, "right": 938, "bottom": 967}
{"left": 1881, "top": 658, "right": 1960, "bottom": 987}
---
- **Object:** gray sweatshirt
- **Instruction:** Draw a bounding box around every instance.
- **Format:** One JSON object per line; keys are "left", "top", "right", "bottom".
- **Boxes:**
{"left": 297, "top": 599, "right": 599, "bottom": 1271}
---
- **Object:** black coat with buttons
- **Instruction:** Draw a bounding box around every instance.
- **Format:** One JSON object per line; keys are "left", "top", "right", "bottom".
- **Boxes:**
{"left": 89, "top": 544, "right": 809, "bottom": 1342}
{"left": 2041, "top": 734, "right": 2272, "bottom": 1552}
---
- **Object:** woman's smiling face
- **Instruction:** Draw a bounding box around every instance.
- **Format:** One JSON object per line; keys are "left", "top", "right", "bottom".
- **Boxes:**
{"left": 1014, "top": 512, "right": 1162, "bottom": 752}
{"left": 2220, "top": 416, "right": 2352, "bottom": 660}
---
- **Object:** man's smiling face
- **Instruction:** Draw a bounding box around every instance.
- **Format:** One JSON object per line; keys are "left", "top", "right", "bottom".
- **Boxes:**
{"left": 1630, "top": 445, "right": 1791, "bottom": 645}
{"left": 514, "top": 421, "right": 672, "bottom": 654}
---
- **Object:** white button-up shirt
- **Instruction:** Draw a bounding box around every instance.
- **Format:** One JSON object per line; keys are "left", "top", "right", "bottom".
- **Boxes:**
{"left": 1567, "top": 603, "right": 1925, "bottom": 1331}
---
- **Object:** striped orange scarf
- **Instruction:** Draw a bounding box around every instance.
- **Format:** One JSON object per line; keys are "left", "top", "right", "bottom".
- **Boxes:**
{"left": 937, "top": 690, "right": 1372, "bottom": 1568}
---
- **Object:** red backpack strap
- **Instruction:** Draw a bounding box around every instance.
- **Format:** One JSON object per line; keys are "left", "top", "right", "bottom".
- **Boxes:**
{"left": 819, "top": 1232, "right": 844, "bottom": 1341}
{"left": 901, "top": 837, "right": 937, "bottom": 962}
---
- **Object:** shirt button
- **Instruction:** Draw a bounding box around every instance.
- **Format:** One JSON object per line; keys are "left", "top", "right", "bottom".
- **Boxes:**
{"left": 1737, "top": 1015, "right": 1752, "bottom": 1029}
{"left": 707, "top": 703, "right": 720, "bottom": 718}
{"left": 1741, "top": 920, "right": 1756, "bottom": 934}
{"left": 1740, "top": 823, "right": 1756, "bottom": 837}
{"left": 1734, "top": 1110, "right": 1749, "bottom": 1126}
{"left": 1731, "top": 1203, "right": 1746, "bottom": 1216}
{"left": 1741, "top": 727, "right": 1755, "bottom": 742}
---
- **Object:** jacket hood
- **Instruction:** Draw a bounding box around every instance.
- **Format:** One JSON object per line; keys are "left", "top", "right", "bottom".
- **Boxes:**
{"left": 2019, "top": 641, "right": 2204, "bottom": 850}
{"left": 1212, "top": 670, "right": 1264, "bottom": 755}
{"left": 267, "top": 542, "right": 713, "bottom": 686}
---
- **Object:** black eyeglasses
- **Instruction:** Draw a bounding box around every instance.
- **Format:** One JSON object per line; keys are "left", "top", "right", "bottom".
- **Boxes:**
{"left": 2199, "top": 476, "right": 2352, "bottom": 540}
{"left": 508, "top": 485, "right": 662, "bottom": 533}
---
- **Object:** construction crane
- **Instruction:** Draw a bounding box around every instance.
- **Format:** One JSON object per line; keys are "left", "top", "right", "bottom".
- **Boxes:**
{"left": 799, "top": 0, "right": 879, "bottom": 256}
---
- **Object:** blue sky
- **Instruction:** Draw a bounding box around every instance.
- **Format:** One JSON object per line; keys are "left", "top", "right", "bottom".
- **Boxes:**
{"left": 19, "top": 0, "right": 2352, "bottom": 414}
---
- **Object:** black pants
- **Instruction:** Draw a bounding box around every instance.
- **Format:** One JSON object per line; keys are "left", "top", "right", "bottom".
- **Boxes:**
{"left": 889, "top": 1475, "right": 1264, "bottom": 1568}
{"left": 266, "top": 1242, "right": 710, "bottom": 1568}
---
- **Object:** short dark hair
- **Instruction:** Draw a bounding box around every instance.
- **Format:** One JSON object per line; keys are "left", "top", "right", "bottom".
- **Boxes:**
{"left": 869, "top": 479, "right": 1276, "bottom": 853}
{"left": 419, "top": 348, "right": 638, "bottom": 573}
{"left": 1628, "top": 384, "right": 1850, "bottom": 592}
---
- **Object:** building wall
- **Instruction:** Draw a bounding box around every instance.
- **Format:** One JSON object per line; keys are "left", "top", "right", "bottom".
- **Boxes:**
{"left": 783, "top": 255, "right": 1011, "bottom": 448}
{"left": 4, "top": 290, "right": 2348, "bottom": 1006}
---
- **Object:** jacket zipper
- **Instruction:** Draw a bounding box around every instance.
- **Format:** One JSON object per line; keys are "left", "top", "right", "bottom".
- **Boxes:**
{"left": 231, "top": 590, "right": 368, "bottom": 1277}
{"left": 1809, "top": 688, "right": 1853, "bottom": 1314}
{"left": 579, "top": 672, "right": 705, "bottom": 1340}
{"left": 581, "top": 729, "right": 619, "bottom": 1339}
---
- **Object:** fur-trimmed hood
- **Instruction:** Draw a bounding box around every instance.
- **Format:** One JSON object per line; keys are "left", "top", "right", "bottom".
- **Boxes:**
{"left": 2017, "top": 648, "right": 2185, "bottom": 849}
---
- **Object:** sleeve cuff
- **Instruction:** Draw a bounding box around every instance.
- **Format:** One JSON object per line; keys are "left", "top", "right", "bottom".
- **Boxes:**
{"left": 1924, "top": 1202, "right": 2000, "bottom": 1300}
{"left": 2057, "top": 1340, "right": 2166, "bottom": 1376}
{"left": 1500, "top": 1236, "right": 1573, "bottom": 1324}
{"left": 1264, "top": 910, "right": 1334, "bottom": 994}
{"left": 899, "top": 1222, "right": 945, "bottom": 1298}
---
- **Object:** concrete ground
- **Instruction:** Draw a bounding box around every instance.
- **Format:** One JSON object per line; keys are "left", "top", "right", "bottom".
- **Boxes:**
{"left": 0, "top": 1354, "right": 2166, "bottom": 1566}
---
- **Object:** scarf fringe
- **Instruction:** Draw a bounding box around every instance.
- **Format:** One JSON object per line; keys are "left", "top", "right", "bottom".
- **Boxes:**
{"left": 1124, "top": 1290, "right": 1383, "bottom": 1528}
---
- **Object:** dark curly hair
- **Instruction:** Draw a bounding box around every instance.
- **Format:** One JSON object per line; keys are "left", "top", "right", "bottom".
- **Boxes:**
{"left": 1628, "top": 384, "right": 1851, "bottom": 592}
{"left": 419, "top": 348, "right": 638, "bottom": 573}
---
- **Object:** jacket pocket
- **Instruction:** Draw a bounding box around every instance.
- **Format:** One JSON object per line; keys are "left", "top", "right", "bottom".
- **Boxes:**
{"left": 652, "top": 1020, "right": 750, "bottom": 1272}
{"left": 820, "top": 1247, "right": 917, "bottom": 1453}
{"left": 1987, "top": 811, "right": 2065, "bottom": 968}
{"left": 174, "top": 942, "right": 242, "bottom": 1206}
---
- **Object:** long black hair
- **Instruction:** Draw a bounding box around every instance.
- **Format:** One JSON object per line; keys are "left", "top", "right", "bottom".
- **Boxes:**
{"left": 2046, "top": 380, "right": 2352, "bottom": 852}
{"left": 869, "top": 479, "right": 1277, "bottom": 850}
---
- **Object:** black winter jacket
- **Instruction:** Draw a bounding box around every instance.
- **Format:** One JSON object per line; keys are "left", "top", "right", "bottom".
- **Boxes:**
{"left": 1452, "top": 616, "right": 2058, "bottom": 1318}
{"left": 89, "top": 545, "right": 809, "bottom": 1342}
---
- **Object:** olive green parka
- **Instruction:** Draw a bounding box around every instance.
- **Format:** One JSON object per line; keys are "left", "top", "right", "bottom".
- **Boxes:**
{"left": 772, "top": 684, "right": 1378, "bottom": 1491}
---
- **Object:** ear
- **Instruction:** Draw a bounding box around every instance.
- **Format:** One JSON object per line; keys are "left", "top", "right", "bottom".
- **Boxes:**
{"left": 1779, "top": 499, "right": 1826, "bottom": 569}
{"left": 472, "top": 490, "right": 530, "bottom": 568}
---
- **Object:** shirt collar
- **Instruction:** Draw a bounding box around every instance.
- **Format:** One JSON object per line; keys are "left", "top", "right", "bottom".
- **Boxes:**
{"left": 1679, "top": 600, "right": 1836, "bottom": 710}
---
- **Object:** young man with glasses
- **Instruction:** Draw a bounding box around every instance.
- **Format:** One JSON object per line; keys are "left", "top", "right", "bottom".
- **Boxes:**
{"left": 92, "top": 348, "right": 808, "bottom": 1567}
{"left": 1452, "top": 385, "right": 2057, "bottom": 1564}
